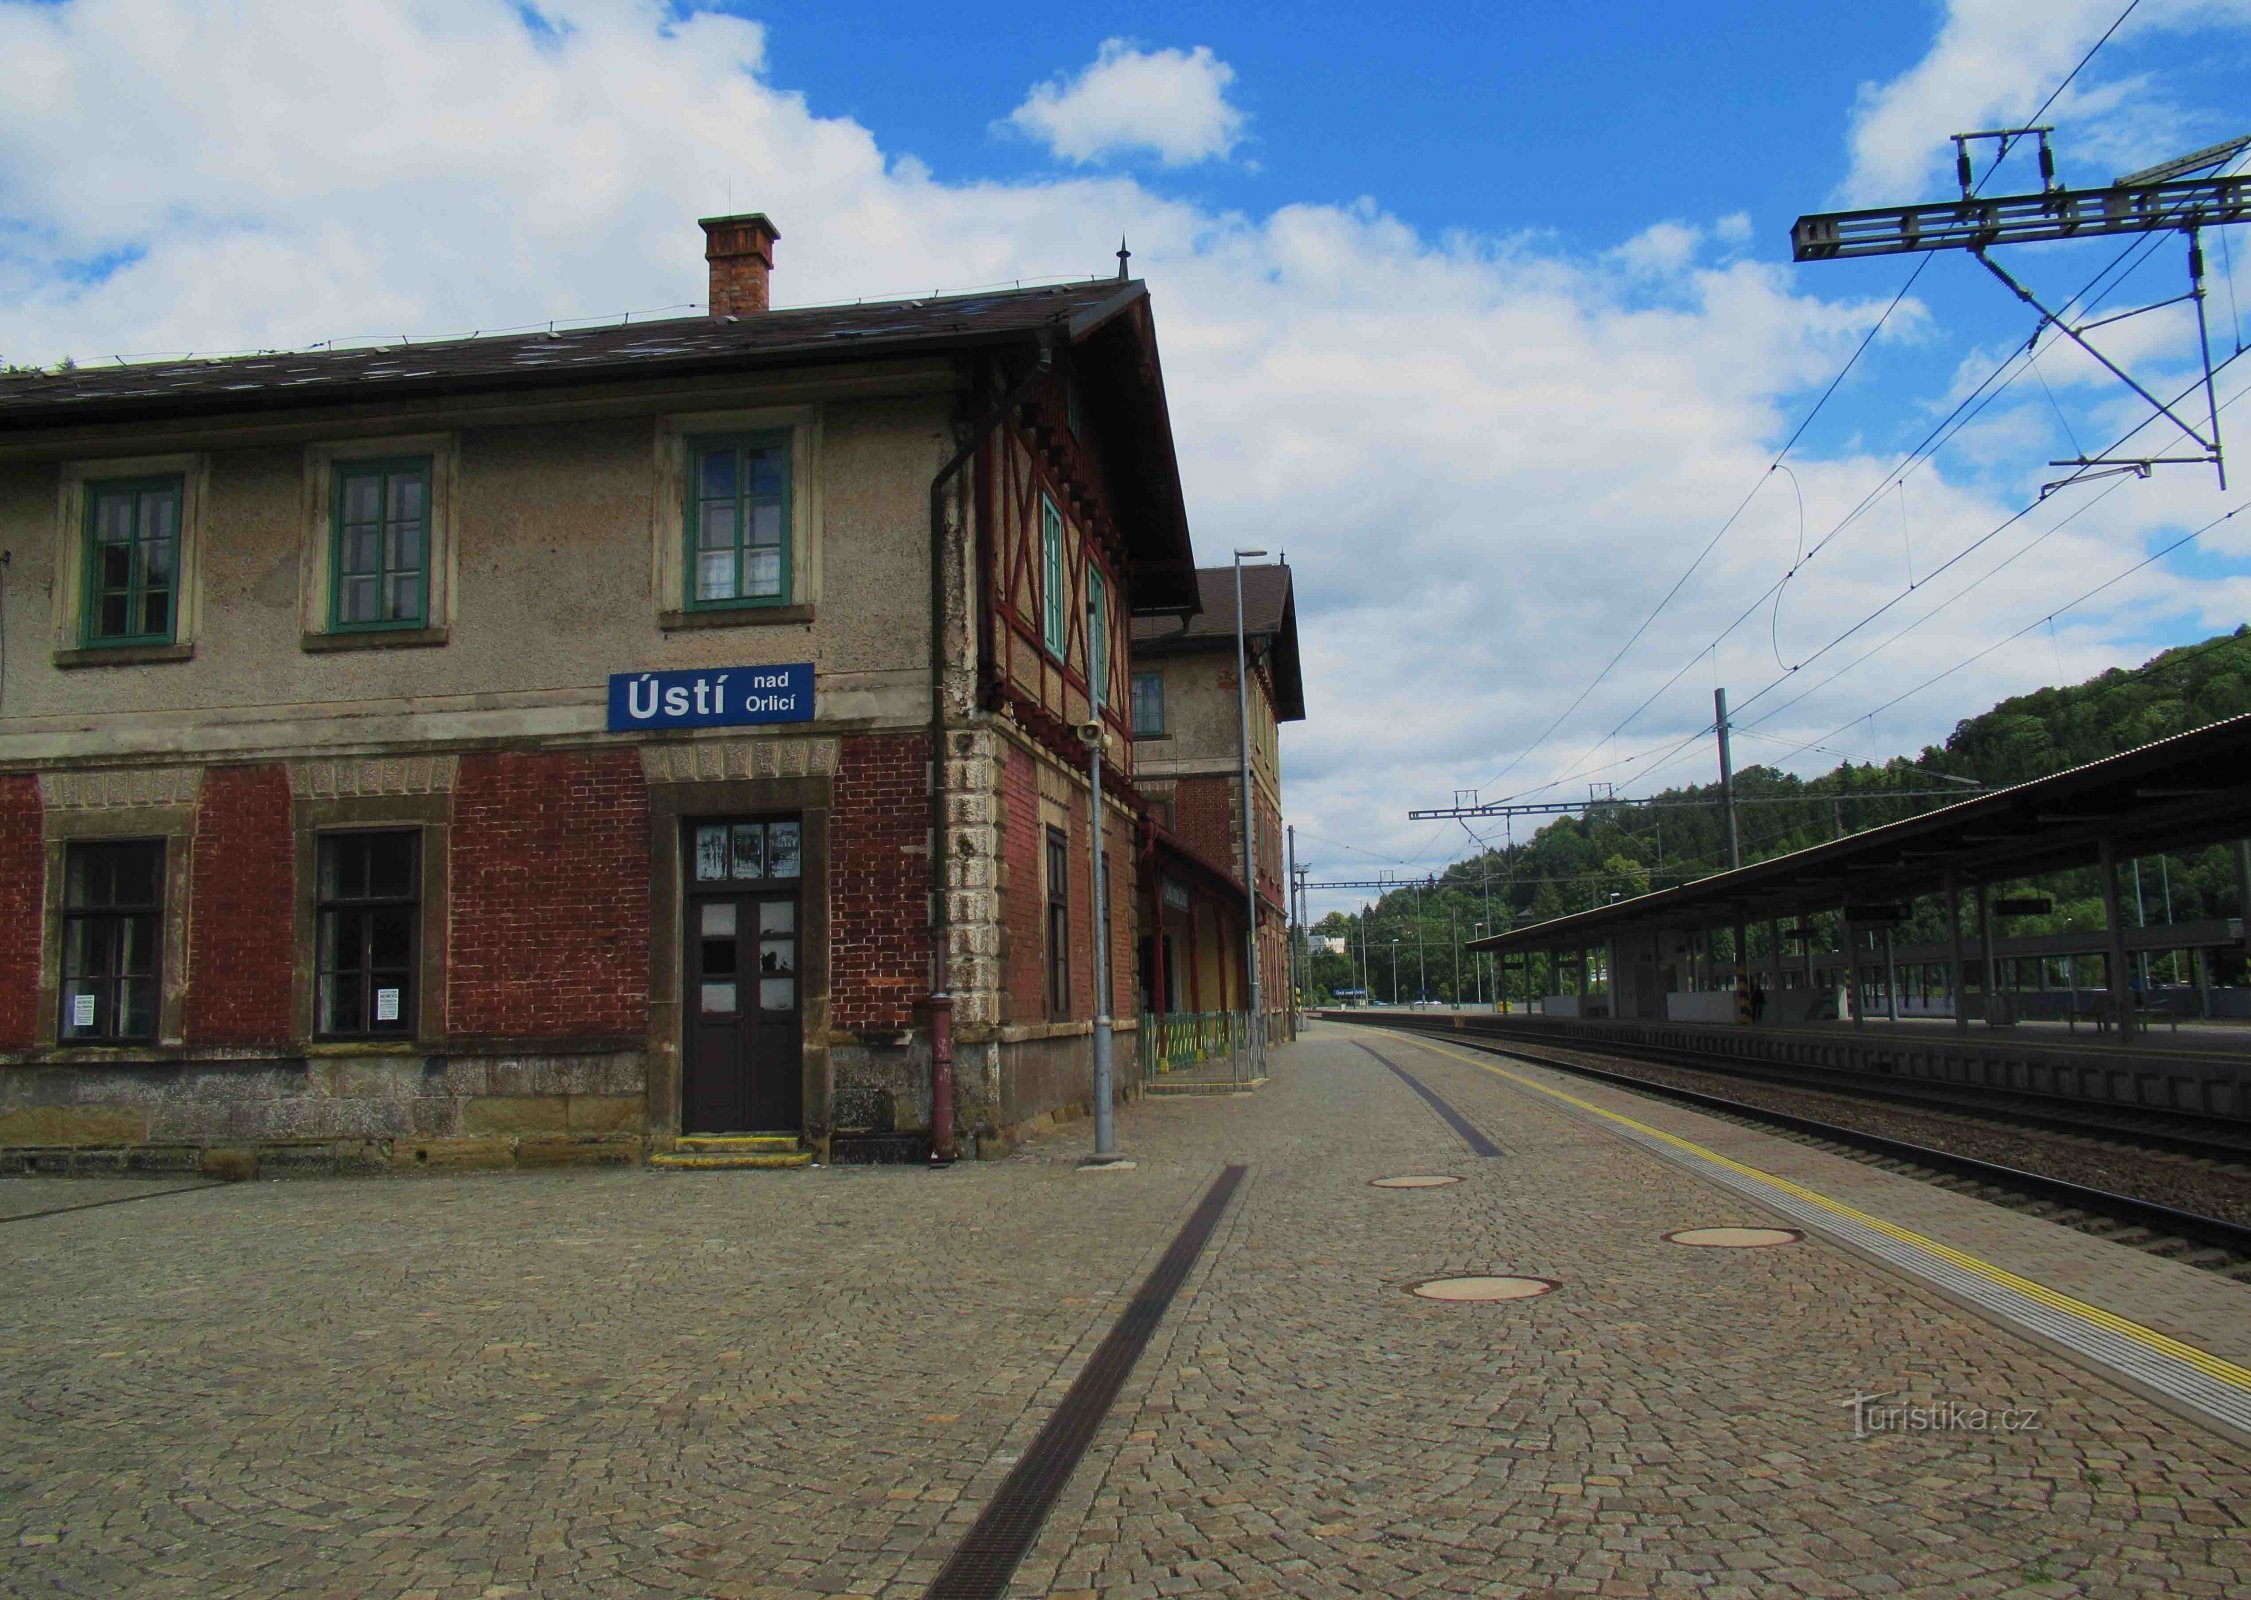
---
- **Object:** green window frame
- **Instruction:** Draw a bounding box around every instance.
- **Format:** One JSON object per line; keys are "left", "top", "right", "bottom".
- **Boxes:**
{"left": 1131, "top": 671, "right": 1165, "bottom": 737}
{"left": 1041, "top": 493, "right": 1066, "bottom": 657}
{"left": 685, "top": 430, "right": 792, "bottom": 609}
{"left": 1088, "top": 565, "right": 1108, "bottom": 708}
{"left": 329, "top": 457, "right": 432, "bottom": 631}
{"left": 81, "top": 475, "right": 183, "bottom": 647}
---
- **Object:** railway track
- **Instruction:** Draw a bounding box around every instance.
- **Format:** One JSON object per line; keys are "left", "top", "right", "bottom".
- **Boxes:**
{"left": 1322, "top": 1013, "right": 2251, "bottom": 1279}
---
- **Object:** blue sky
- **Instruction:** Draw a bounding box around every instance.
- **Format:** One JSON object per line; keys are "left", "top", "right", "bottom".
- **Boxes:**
{"left": 5, "top": 0, "right": 2250, "bottom": 908}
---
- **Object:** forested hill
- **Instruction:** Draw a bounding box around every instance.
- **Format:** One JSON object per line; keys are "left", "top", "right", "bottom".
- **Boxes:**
{"left": 1310, "top": 628, "right": 2251, "bottom": 1001}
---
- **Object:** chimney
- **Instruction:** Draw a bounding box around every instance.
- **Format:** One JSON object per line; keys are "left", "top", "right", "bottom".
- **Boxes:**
{"left": 700, "top": 212, "right": 780, "bottom": 317}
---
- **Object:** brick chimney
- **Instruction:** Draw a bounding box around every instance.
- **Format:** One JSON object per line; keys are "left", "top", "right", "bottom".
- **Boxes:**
{"left": 700, "top": 212, "right": 780, "bottom": 317}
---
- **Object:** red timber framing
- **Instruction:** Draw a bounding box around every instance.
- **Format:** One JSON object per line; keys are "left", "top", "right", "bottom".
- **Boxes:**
{"left": 975, "top": 363, "right": 1137, "bottom": 787}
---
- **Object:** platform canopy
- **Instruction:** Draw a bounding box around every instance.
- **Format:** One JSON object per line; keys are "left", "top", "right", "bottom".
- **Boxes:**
{"left": 1469, "top": 714, "right": 2251, "bottom": 953}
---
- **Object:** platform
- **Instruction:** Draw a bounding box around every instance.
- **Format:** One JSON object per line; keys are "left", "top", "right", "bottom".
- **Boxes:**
{"left": 1, "top": 1024, "right": 2246, "bottom": 1597}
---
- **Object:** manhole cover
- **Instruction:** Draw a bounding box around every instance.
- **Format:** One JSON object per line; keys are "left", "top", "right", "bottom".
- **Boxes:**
{"left": 1370, "top": 1175, "right": 1462, "bottom": 1189}
{"left": 1665, "top": 1226, "right": 1802, "bottom": 1248}
{"left": 1408, "top": 1274, "right": 1558, "bottom": 1302}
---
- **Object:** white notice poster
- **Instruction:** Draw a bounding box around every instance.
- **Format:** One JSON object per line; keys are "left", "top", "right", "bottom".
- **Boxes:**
{"left": 375, "top": 988, "right": 401, "bottom": 1023}
{"left": 71, "top": 992, "right": 97, "bottom": 1029}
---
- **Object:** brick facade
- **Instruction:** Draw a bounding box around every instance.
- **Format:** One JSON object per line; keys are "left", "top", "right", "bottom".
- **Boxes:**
{"left": 1171, "top": 775, "right": 1238, "bottom": 877}
{"left": 0, "top": 775, "right": 40, "bottom": 1048}
{"left": 186, "top": 765, "right": 295, "bottom": 1045}
{"left": 1001, "top": 748, "right": 1044, "bottom": 1024}
{"left": 448, "top": 751, "right": 650, "bottom": 1039}
{"left": 830, "top": 733, "right": 933, "bottom": 1033}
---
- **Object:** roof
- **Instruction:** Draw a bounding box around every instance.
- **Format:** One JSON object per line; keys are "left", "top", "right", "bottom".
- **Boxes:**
{"left": 0, "top": 281, "right": 1140, "bottom": 429}
{"left": 1469, "top": 712, "right": 2251, "bottom": 953}
{"left": 0, "top": 274, "right": 1203, "bottom": 612}
{"left": 1130, "top": 563, "right": 1305, "bottom": 721}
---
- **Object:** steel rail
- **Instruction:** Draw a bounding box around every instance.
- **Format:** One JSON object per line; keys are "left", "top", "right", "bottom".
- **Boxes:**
{"left": 1334, "top": 1011, "right": 2251, "bottom": 1163}
{"left": 1319, "top": 1012, "right": 2251, "bottom": 1260}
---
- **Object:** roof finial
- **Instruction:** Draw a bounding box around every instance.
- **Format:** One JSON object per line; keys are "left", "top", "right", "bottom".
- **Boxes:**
{"left": 1116, "top": 234, "right": 1131, "bottom": 282}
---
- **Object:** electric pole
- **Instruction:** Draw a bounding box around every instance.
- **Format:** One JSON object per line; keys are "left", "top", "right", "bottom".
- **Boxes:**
{"left": 1715, "top": 686, "right": 1741, "bottom": 872}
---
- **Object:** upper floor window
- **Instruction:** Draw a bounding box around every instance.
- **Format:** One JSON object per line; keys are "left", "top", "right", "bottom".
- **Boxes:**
{"left": 331, "top": 457, "right": 432, "bottom": 630}
{"left": 687, "top": 431, "right": 792, "bottom": 609}
{"left": 1131, "top": 671, "right": 1165, "bottom": 737}
{"left": 81, "top": 477, "right": 182, "bottom": 646}
{"left": 59, "top": 840, "right": 164, "bottom": 1042}
{"left": 1041, "top": 494, "right": 1066, "bottom": 657}
{"left": 1088, "top": 566, "right": 1109, "bottom": 707}
{"left": 316, "top": 830, "right": 420, "bottom": 1039}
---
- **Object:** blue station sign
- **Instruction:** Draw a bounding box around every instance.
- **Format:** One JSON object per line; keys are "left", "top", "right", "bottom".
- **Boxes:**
{"left": 607, "top": 663, "right": 814, "bottom": 732}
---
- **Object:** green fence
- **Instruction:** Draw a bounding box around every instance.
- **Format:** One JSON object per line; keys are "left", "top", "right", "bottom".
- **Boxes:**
{"left": 1137, "top": 1009, "right": 1248, "bottom": 1082}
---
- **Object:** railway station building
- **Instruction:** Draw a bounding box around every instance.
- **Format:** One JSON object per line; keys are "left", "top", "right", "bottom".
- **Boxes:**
{"left": 0, "top": 214, "right": 1213, "bottom": 1170}
{"left": 1128, "top": 564, "right": 1302, "bottom": 1045}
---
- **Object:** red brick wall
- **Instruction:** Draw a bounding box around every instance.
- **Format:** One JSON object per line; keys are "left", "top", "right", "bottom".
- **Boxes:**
{"left": 0, "top": 776, "right": 41, "bottom": 1048}
{"left": 1171, "top": 775, "right": 1238, "bottom": 879}
{"left": 1001, "top": 749, "right": 1043, "bottom": 1023}
{"left": 449, "top": 750, "right": 650, "bottom": 1038}
{"left": 831, "top": 733, "right": 933, "bottom": 1032}
{"left": 186, "top": 765, "right": 294, "bottom": 1045}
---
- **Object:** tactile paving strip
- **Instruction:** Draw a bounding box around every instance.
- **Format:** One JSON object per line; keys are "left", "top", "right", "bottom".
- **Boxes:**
{"left": 923, "top": 1164, "right": 1249, "bottom": 1599}
{"left": 1355, "top": 1042, "right": 1505, "bottom": 1156}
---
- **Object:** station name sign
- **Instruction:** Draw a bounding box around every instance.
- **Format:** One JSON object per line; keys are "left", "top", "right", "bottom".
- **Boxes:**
{"left": 607, "top": 664, "right": 814, "bottom": 732}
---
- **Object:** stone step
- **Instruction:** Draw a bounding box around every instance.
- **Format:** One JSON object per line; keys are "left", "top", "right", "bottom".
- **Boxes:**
{"left": 674, "top": 1133, "right": 801, "bottom": 1153}
{"left": 649, "top": 1148, "right": 813, "bottom": 1171}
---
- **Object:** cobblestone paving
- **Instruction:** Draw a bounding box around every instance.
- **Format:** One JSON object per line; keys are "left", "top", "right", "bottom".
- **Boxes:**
{"left": 4, "top": 1027, "right": 2249, "bottom": 1599}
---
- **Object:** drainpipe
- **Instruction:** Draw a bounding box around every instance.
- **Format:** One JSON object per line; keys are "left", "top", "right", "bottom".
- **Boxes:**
{"left": 925, "top": 337, "right": 1056, "bottom": 1165}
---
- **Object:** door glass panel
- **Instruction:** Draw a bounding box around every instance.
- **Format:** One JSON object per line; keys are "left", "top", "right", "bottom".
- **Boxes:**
{"left": 700, "top": 902, "right": 737, "bottom": 937}
{"left": 730, "top": 823, "right": 764, "bottom": 879}
{"left": 693, "top": 825, "right": 729, "bottom": 881}
{"left": 757, "top": 901, "right": 794, "bottom": 935}
{"left": 699, "top": 981, "right": 739, "bottom": 1014}
{"left": 758, "top": 937, "right": 795, "bottom": 975}
{"left": 767, "top": 821, "right": 801, "bottom": 879}
{"left": 759, "top": 977, "right": 794, "bottom": 1011}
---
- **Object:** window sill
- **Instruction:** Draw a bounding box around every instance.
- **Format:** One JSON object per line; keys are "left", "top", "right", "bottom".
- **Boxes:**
{"left": 301, "top": 626, "right": 449, "bottom": 653}
{"left": 660, "top": 604, "right": 815, "bottom": 630}
{"left": 52, "top": 642, "right": 194, "bottom": 669}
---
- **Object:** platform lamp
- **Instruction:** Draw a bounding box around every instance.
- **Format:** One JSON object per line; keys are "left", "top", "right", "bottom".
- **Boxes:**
{"left": 1233, "top": 547, "right": 1270, "bottom": 1071}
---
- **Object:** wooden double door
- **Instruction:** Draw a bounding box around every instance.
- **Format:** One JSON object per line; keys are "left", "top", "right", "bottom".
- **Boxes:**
{"left": 682, "top": 817, "right": 804, "bottom": 1134}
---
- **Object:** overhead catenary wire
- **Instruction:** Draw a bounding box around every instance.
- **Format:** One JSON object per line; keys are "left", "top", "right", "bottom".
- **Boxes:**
{"left": 1452, "top": 0, "right": 2144, "bottom": 805}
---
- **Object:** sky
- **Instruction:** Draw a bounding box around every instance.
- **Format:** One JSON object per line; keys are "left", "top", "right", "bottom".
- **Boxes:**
{"left": 4, "top": 0, "right": 2250, "bottom": 921}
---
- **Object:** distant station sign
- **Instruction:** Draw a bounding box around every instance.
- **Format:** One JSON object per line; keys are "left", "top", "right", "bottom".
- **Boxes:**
{"left": 607, "top": 664, "right": 814, "bottom": 732}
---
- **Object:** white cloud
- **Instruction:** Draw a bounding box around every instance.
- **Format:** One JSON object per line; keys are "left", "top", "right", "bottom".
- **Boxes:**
{"left": 1004, "top": 38, "right": 1245, "bottom": 167}
{"left": 1840, "top": 0, "right": 2251, "bottom": 204}
{"left": 0, "top": 0, "right": 2243, "bottom": 916}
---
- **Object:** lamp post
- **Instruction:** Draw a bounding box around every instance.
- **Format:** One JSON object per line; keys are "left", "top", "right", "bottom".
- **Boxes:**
{"left": 1080, "top": 716, "right": 1120, "bottom": 1164}
{"left": 1232, "top": 547, "right": 1269, "bottom": 1071}
{"left": 1389, "top": 938, "right": 1400, "bottom": 1005}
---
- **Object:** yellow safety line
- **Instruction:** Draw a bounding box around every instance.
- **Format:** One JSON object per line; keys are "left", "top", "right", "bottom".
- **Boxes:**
{"left": 1383, "top": 1029, "right": 2251, "bottom": 1394}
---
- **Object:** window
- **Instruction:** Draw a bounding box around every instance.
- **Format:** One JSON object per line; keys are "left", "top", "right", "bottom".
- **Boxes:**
{"left": 331, "top": 458, "right": 432, "bottom": 630}
{"left": 1041, "top": 494, "right": 1066, "bottom": 656}
{"left": 1088, "top": 566, "right": 1108, "bottom": 707}
{"left": 316, "top": 831, "right": 420, "bottom": 1038}
{"left": 1045, "top": 826, "right": 1070, "bottom": 1019}
{"left": 1131, "top": 671, "right": 1165, "bottom": 737}
{"left": 59, "top": 840, "right": 164, "bottom": 1042}
{"left": 687, "top": 432, "right": 791, "bottom": 608}
{"left": 81, "top": 477, "right": 182, "bottom": 646}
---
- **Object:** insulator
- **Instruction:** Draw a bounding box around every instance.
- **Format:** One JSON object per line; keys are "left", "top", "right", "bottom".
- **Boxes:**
{"left": 2038, "top": 143, "right": 2056, "bottom": 189}
{"left": 1956, "top": 149, "right": 1975, "bottom": 194}
{"left": 2189, "top": 237, "right": 2206, "bottom": 282}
